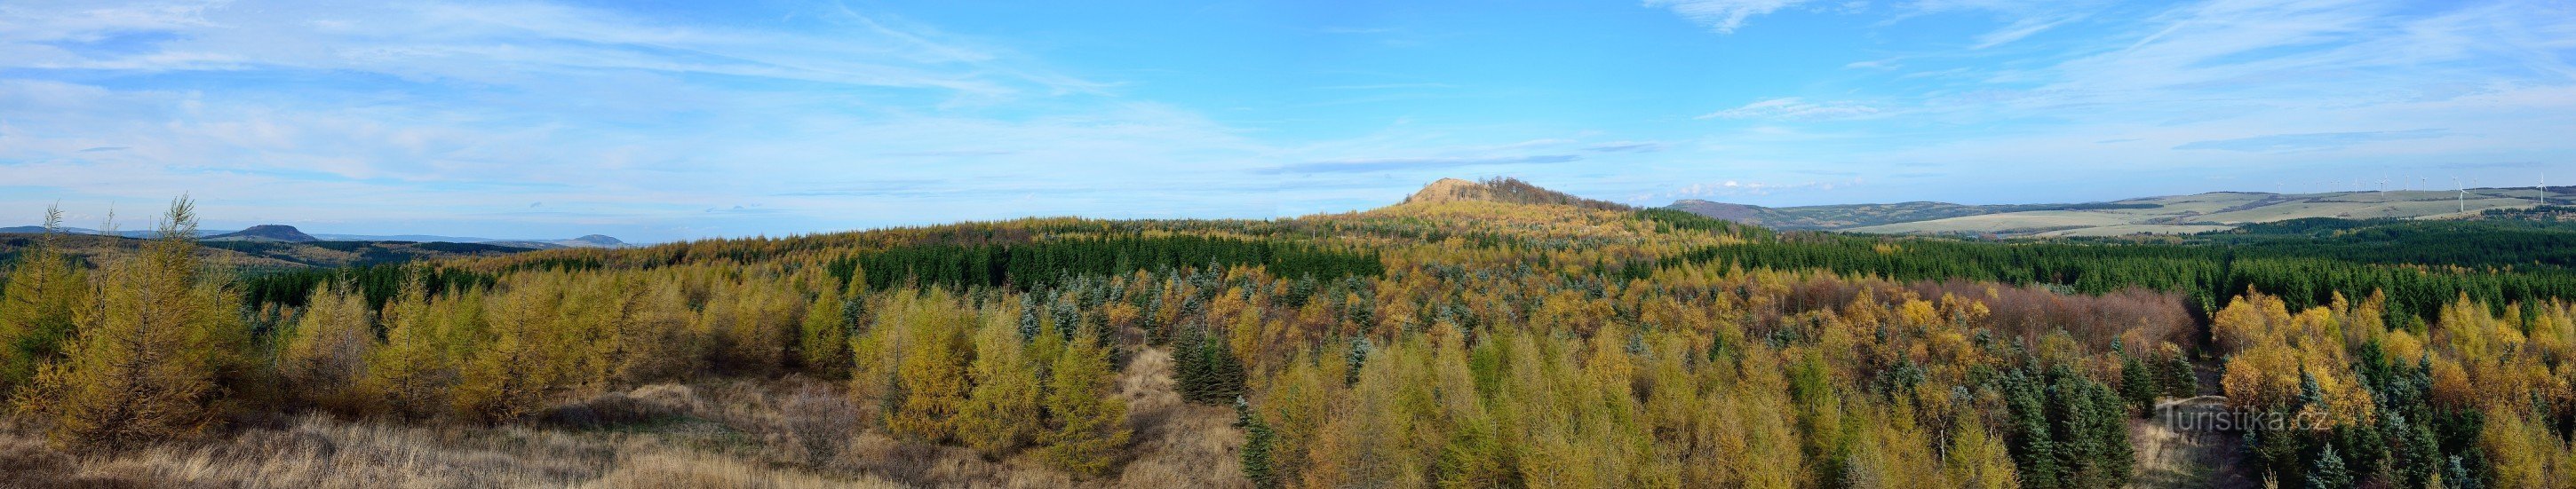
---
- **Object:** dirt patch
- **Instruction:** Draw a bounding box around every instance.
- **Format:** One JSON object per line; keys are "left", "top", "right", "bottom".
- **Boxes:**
{"left": 2130, "top": 396, "right": 2256, "bottom": 489}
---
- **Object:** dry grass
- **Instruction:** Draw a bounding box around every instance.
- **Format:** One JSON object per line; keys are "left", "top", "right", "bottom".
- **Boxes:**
{"left": 2, "top": 348, "right": 1250, "bottom": 488}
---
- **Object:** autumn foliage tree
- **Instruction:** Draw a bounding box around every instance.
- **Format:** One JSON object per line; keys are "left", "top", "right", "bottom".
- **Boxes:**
{"left": 20, "top": 198, "right": 245, "bottom": 449}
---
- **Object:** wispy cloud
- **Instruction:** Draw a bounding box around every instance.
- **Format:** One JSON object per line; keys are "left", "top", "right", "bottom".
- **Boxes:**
{"left": 1644, "top": 0, "right": 1814, "bottom": 34}
{"left": 1697, "top": 97, "right": 1880, "bottom": 120}
{"left": 1260, "top": 154, "right": 1582, "bottom": 175}
{"left": 2174, "top": 129, "right": 2446, "bottom": 153}
{"left": 1584, "top": 141, "right": 1666, "bottom": 153}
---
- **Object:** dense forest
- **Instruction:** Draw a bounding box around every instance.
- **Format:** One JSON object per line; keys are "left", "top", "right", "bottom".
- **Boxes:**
{"left": 3, "top": 185, "right": 2573, "bottom": 487}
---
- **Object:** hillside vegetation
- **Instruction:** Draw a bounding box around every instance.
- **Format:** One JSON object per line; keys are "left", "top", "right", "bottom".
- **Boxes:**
{"left": 2, "top": 182, "right": 2573, "bottom": 488}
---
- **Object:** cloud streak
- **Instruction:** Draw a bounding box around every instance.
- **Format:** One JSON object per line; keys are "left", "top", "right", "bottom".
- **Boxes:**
{"left": 1644, "top": 0, "right": 1812, "bottom": 34}
{"left": 1260, "top": 154, "right": 1583, "bottom": 175}
{"left": 2174, "top": 129, "right": 2447, "bottom": 153}
{"left": 1697, "top": 98, "right": 1880, "bottom": 120}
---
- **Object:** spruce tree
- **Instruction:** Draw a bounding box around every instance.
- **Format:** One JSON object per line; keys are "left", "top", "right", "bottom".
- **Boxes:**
{"left": 2119, "top": 353, "right": 2155, "bottom": 416}
{"left": 2307, "top": 446, "right": 2352, "bottom": 489}
{"left": 1236, "top": 398, "right": 1278, "bottom": 488}
{"left": 2159, "top": 348, "right": 2198, "bottom": 398}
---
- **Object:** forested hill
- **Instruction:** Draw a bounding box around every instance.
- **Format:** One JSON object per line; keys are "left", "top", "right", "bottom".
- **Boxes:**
{"left": 4, "top": 184, "right": 2575, "bottom": 487}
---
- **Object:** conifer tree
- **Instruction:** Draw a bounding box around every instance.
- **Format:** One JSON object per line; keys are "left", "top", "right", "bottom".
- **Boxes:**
{"left": 357, "top": 277, "right": 454, "bottom": 420}
{"left": 798, "top": 286, "right": 853, "bottom": 378}
{"left": 2119, "top": 352, "right": 2156, "bottom": 415}
{"left": 2159, "top": 344, "right": 2198, "bottom": 398}
{"left": 277, "top": 281, "right": 372, "bottom": 413}
{"left": 1039, "top": 330, "right": 1130, "bottom": 477}
{"left": 957, "top": 311, "right": 1042, "bottom": 457}
{"left": 1238, "top": 397, "right": 1280, "bottom": 488}
{"left": 451, "top": 280, "right": 565, "bottom": 423}
{"left": 2308, "top": 446, "right": 2353, "bottom": 489}
{"left": 24, "top": 198, "right": 235, "bottom": 449}
{"left": 0, "top": 204, "right": 87, "bottom": 394}
{"left": 886, "top": 298, "right": 970, "bottom": 442}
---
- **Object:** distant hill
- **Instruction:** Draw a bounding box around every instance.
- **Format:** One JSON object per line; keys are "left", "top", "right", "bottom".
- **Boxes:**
{"left": 207, "top": 225, "right": 319, "bottom": 242}
{"left": 1668, "top": 187, "right": 2566, "bottom": 237}
{"left": 1396, "top": 177, "right": 1633, "bottom": 211}
{"left": 0, "top": 233, "right": 538, "bottom": 271}
{"left": 0, "top": 225, "right": 628, "bottom": 248}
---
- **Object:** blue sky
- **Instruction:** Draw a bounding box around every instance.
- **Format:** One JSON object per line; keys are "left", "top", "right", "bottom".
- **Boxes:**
{"left": 3, "top": 0, "right": 2572, "bottom": 242}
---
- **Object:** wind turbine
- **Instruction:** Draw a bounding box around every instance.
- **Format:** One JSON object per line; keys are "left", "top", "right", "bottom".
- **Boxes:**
{"left": 2455, "top": 177, "right": 2467, "bottom": 213}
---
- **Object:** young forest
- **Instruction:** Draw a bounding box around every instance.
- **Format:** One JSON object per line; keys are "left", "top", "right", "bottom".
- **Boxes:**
{"left": 4, "top": 178, "right": 2574, "bottom": 488}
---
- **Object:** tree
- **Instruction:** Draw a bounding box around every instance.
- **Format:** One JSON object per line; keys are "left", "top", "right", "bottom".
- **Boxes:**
{"left": 2120, "top": 352, "right": 2156, "bottom": 416}
{"left": 22, "top": 198, "right": 238, "bottom": 449}
{"left": 798, "top": 286, "right": 854, "bottom": 378}
{"left": 1039, "top": 331, "right": 1130, "bottom": 477}
{"left": 2307, "top": 446, "right": 2353, "bottom": 489}
{"left": 451, "top": 279, "right": 566, "bottom": 423}
{"left": 1238, "top": 398, "right": 1280, "bottom": 488}
{"left": 357, "top": 277, "right": 456, "bottom": 420}
{"left": 1943, "top": 420, "right": 2020, "bottom": 489}
{"left": 0, "top": 204, "right": 88, "bottom": 394}
{"left": 2159, "top": 343, "right": 2198, "bottom": 398}
{"left": 886, "top": 297, "right": 971, "bottom": 443}
{"left": 1175, "top": 326, "right": 1246, "bottom": 404}
{"left": 956, "top": 310, "right": 1042, "bottom": 457}
{"left": 277, "top": 281, "right": 373, "bottom": 413}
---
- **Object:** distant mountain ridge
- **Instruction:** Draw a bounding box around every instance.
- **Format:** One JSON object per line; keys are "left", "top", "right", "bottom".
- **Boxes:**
{"left": 0, "top": 225, "right": 630, "bottom": 248}
{"left": 1666, "top": 187, "right": 2568, "bottom": 237}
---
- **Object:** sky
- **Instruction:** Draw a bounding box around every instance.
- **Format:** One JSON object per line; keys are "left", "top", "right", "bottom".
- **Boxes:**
{"left": 2, "top": 0, "right": 2572, "bottom": 242}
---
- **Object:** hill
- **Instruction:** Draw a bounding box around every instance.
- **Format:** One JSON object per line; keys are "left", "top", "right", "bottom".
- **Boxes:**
{"left": 207, "top": 225, "right": 320, "bottom": 242}
{"left": 1395, "top": 177, "right": 1633, "bottom": 210}
{"left": 0, "top": 231, "right": 537, "bottom": 271}
{"left": 1670, "top": 187, "right": 2564, "bottom": 237}
{"left": 0, "top": 225, "right": 627, "bottom": 248}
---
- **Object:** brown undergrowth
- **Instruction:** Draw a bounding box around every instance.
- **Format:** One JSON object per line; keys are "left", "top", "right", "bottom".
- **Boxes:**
{"left": 2, "top": 347, "right": 1245, "bottom": 489}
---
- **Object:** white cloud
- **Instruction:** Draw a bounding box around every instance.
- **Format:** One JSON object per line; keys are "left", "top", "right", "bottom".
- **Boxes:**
{"left": 1644, "top": 0, "right": 1813, "bottom": 34}
{"left": 1697, "top": 97, "right": 1882, "bottom": 120}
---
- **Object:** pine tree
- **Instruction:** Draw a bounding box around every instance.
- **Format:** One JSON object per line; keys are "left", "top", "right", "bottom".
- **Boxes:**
{"left": 23, "top": 198, "right": 235, "bottom": 449}
{"left": 0, "top": 204, "right": 87, "bottom": 395}
{"left": 957, "top": 311, "right": 1042, "bottom": 457}
{"left": 1039, "top": 331, "right": 1130, "bottom": 477}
